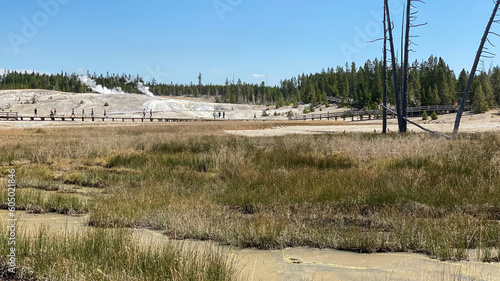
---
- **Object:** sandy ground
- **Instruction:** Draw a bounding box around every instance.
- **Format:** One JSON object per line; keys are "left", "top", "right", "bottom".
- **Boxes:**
{"left": 2, "top": 210, "right": 499, "bottom": 281}
{"left": 227, "top": 111, "right": 500, "bottom": 136}
{"left": 2, "top": 89, "right": 499, "bottom": 136}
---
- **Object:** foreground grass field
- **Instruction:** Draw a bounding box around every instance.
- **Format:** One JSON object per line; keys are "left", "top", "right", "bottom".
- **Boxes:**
{"left": 1, "top": 121, "right": 500, "bottom": 279}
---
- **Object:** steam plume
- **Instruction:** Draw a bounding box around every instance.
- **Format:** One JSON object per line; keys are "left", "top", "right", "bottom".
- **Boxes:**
{"left": 77, "top": 74, "right": 126, "bottom": 95}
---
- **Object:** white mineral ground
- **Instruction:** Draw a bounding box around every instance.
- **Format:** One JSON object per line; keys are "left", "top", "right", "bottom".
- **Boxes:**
{"left": 1, "top": 90, "right": 499, "bottom": 135}
{"left": 2, "top": 210, "right": 499, "bottom": 281}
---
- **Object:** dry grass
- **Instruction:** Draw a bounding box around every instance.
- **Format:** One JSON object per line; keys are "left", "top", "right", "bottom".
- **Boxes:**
{"left": 0, "top": 225, "right": 237, "bottom": 281}
{"left": 1, "top": 122, "right": 500, "bottom": 267}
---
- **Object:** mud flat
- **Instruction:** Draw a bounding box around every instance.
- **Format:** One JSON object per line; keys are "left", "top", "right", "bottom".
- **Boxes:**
{"left": 2, "top": 210, "right": 499, "bottom": 281}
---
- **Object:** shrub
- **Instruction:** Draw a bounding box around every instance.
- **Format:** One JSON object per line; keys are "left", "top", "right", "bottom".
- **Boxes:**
{"left": 422, "top": 111, "right": 428, "bottom": 120}
{"left": 431, "top": 111, "right": 438, "bottom": 120}
{"left": 261, "top": 110, "right": 269, "bottom": 117}
{"left": 104, "top": 102, "right": 109, "bottom": 106}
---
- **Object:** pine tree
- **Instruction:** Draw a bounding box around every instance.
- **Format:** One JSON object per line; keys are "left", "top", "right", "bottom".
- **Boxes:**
{"left": 422, "top": 110, "right": 428, "bottom": 120}
{"left": 472, "top": 81, "right": 489, "bottom": 113}
{"left": 456, "top": 69, "right": 469, "bottom": 101}
{"left": 490, "top": 67, "right": 500, "bottom": 106}
{"left": 479, "top": 73, "right": 496, "bottom": 108}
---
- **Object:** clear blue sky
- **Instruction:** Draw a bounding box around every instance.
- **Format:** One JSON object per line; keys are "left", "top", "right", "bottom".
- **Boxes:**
{"left": 1, "top": 0, "right": 499, "bottom": 86}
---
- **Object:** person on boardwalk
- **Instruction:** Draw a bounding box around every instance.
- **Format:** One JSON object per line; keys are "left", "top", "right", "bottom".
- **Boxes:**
{"left": 91, "top": 108, "right": 94, "bottom": 117}
{"left": 54, "top": 108, "right": 57, "bottom": 116}
{"left": 254, "top": 113, "right": 256, "bottom": 120}
{"left": 150, "top": 109, "right": 153, "bottom": 118}
{"left": 218, "top": 111, "right": 221, "bottom": 119}
{"left": 34, "top": 108, "right": 37, "bottom": 116}
{"left": 82, "top": 109, "right": 85, "bottom": 116}
{"left": 71, "top": 108, "right": 75, "bottom": 117}
{"left": 213, "top": 111, "right": 216, "bottom": 119}
{"left": 143, "top": 108, "right": 146, "bottom": 118}
{"left": 50, "top": 110, "right": 53, "bottom": 117}
{"left": 223, "top": 111, "right": 225, "bottom": 119}
{"left": 104, "top": 109, "right": 107, "bottom": 117}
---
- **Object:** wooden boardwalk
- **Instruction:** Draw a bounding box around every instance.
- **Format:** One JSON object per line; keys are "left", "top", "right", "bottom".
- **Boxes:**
{"left": 0, "top": 113, "right": 225, "bottom": 123}
{"left": 290, "top": 105, "right": 472, "bottom": 121}
{"left": 0, "top": 112, "right": 18, "bottom": 121}
{"left": 0, "top": 104, "right": 472, "bottom": 123}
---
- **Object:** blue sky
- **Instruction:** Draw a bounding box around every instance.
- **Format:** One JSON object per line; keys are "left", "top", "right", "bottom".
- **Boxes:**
{"left": 1, "top": 0, "right": 499, "bottom": 86}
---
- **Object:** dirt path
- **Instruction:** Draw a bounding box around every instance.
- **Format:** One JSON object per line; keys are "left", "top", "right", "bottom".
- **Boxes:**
{"left": 227, "top": 111, "right": 500, "bottom": 136}
{"left": 2, "top": 211, "right": 499, "bottom": 281}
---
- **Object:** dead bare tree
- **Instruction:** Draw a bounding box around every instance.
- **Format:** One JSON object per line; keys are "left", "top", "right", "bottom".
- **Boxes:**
{"left": 383, "top": 1, "right": 388, "bottom": 134}
{"left": 384, "top": 0, "right": 401, "bottom": 132}
{"left": 453, "top": 1, "right": 500, "bottom": 135}
{"left": 401, "top": 0, "right": 426, "bottom": 133}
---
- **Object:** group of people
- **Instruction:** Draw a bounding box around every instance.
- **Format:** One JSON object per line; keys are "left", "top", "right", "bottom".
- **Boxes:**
{"left": 34, "top": 108, "right": 156, "bottom": 118}
{"left": 46, "top": 108, "right": 57, "bottom": 117}
{"left": 143, "top": 108, "right": 153, "bottom": 118}
{"left": 213, "top": 111, "right": 226, "bottom": 119}
{"left": 39, "top": 108, "right": 100, "bottom": 118}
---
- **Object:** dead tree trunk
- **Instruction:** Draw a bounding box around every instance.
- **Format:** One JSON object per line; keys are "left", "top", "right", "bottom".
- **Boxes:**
{"left": 385, "top": 0, "right": 401, "bottom": 131}
{"left": 453, "top": 1, "right": 500, "bottom": 135}
{"left": 401, "top": 0, "right": 411, "bottom": 133}
{"left": 383, "top": 0, "right": 388, "bottom": 134}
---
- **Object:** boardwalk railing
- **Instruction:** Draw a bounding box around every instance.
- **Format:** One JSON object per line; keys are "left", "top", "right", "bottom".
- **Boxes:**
{"left": 16, "top": 115, "right": 202, "bottom": 122}
{"left": 289, "top": 105, "right": 472, "bottom": 121}
{"left": 0, "top": 112, "right": 18, "bottom": 120}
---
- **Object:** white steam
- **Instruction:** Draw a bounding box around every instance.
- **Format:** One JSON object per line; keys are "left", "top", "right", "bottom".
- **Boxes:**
{"left": 125, "top": 77, "right": 154, "bottom": 97}
{"left": 137, "top": 81, "right": 154, "bottom": 97}
{"left": 77, "top": 74, "right": 127, "bottom": 95}
{"left": 78, "top": 73, "right": 154, "bottom": 97}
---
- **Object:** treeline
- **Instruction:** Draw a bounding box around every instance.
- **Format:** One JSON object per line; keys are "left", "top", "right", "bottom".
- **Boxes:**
{"left": 2, "top": 55, "right": 500, "bottom": 112}
{"left": 279, "top": 55, "right": 500, "bottom": 112}
{"left": 0, "top": 70, "right": 148, "bottom": 95}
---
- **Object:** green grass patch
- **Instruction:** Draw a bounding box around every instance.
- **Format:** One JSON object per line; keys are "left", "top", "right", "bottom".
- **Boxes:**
{"left": 0, "top": 226, "right": 236, "bottom": 281}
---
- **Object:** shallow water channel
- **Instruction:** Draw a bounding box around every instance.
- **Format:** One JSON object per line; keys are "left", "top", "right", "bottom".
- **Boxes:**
{"left": 2, "top": 210, "right": 499, "bottom": 281}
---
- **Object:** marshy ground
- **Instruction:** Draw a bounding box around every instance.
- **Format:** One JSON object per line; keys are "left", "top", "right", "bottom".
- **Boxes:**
{"left": 1, "top": 121, "right": 500, "bottom": 280}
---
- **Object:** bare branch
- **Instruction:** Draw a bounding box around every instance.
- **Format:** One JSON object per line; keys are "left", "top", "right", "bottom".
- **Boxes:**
{"left": 486, "top": 37, "right": 496, "bottom": 47}
{"left": 367, "top": 38, "right": 385, "bottom": 43}
{"left": 411, "top": 22, "right": 428, "bottom": 28}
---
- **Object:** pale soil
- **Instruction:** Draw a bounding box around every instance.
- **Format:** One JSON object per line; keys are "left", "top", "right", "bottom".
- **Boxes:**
{"left": 0, "top": 89, "right": 309, "bottom": 121}
{"left": 2, "top": 89, "right": 499, "bottom": 136}
{"left": 227, "top": 111, "right": 500, "bottom": 137}
{"left": 3, "top": 210, "right": 499, "bottom": 281}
